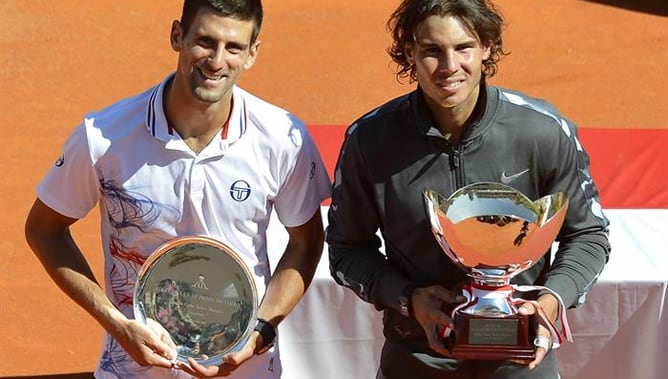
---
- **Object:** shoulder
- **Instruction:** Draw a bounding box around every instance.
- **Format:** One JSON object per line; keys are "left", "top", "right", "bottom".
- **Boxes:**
{"left": 346, "top": 92, "right": 413, "bottom": 139}
{"left": 75, "top": 84, "right": 158, "bottom": 159}
{"left": 491, "top": 86, "right": 579, "bottom": 137}
{"left": 83, "top": 85, "right": 156, "bottom": 133}
{"left": 355, "top": 92, "right": 412, "bottom": 126}
{"left": 489, "top": 87, "right": 584, "bottom": 155}
{"left": 236, "top": 86, "right": 306, "bottom": 131}
{"left": 493, "top": 86, "right": 568, "bottom": 125}
{"left": 235, "top": 87, "right": 314, "bottom": 145}
{"left": 234, "top": 87, "right": 318, "bottom": 160}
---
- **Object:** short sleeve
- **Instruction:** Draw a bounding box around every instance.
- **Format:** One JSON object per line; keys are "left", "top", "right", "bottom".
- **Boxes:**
{"left": 36, "top": 120, "right": 101, "bottom": 219}
{"left": 273, "top": 127, "right": 331, "bottom": 227}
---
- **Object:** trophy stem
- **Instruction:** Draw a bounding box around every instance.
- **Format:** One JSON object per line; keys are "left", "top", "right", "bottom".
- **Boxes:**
{"left": 449, "top": 282, "right": 536, "bottom": 361}
{"left": 459, "top": 282, "right": 517, "bottom": 317}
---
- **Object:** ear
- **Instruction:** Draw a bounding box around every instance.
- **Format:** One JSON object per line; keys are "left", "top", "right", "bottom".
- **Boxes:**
{"left": 482, "top": 44, "right": 491, "bottom": 61}
{"left": 243, "top": 40, "right": 261, "bottom": 70}
{"left": 404, "top": 43, "right": 416, "bottom": 65}
{"left": 170, "top": 20, "right": 183, "bottom": 52}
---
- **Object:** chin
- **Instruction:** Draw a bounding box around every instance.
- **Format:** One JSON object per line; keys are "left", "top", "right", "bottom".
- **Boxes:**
{"left": 193, "top": 88, "right": 225, "bottom": 104}
{"left": 437, "top": 96, "right": 464, "bottom": 109}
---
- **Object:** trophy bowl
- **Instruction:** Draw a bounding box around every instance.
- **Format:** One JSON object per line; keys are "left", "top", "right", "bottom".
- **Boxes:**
{"left": 423, "top": 182, "right": 568, "bottom": 360}
{"left": 133, "top": 236, "right": 258, "bottom": 366}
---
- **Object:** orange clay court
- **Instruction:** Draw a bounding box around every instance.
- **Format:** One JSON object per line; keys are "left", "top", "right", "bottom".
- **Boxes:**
{"left": 1, "top": 0, "right": 667, "bottom": 377}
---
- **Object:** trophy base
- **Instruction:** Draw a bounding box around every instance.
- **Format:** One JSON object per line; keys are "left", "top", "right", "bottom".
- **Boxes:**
{"left": 449, "top": 311, "right": 536, "bottom": 361}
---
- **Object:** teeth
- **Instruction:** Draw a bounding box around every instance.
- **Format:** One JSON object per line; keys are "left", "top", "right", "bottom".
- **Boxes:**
{"left": 441, "top": 81, "right": 461, "bottom": 89}
{"left": 199, "top": 68, "right": 222, "bottom": 81}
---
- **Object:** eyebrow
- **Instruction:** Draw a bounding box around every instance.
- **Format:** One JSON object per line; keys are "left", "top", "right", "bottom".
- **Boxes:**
{"left": 416, "top": 37, "right": 479, "bottom": 47}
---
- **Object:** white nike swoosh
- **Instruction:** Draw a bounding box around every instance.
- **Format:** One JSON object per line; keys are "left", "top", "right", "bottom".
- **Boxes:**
{"left": 501, "top": 169, "right": 529, "bottom": 184}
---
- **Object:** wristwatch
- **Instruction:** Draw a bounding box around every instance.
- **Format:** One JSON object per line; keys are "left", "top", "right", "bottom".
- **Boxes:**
{"left": 399, "top": 284, "right": 416, "bottom": 318}
{"left": 254, "top": 318, "right": 276, "bottom": 354}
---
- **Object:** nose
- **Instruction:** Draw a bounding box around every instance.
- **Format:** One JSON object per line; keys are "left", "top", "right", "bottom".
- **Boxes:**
{"left": 439, "top": 50, "right": 459, "bottom": 73}
{"left": 206, "top": 47, "right": 227, "bottom": 71}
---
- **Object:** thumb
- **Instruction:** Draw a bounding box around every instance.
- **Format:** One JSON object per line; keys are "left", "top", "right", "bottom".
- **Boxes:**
{"left": 157, "top": 332, "right": 177, "bottom": 361}
{"left": 144, "top": 344, "right": 178, "bottom": 368}
{"left": 156, "top": 342, "right": 178, "bottom": 361}
{"left": 518, "top": 302, "right": 537, "bottom": 316}
{"left": 145, "top": 318, "right": 178, "bottom": 361}
{"left": 431, "top": 286, "right": 466, "bottom": 303}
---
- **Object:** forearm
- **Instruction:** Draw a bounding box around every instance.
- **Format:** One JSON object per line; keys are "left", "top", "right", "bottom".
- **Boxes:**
{"left": 546, "top": 229, "right": 610, "bottom": 308}
{"left": 25, "top": 212, "right": 127, "bottom": 332}
{"left": 257, "top": 252, "right": 317, "bottom": 325}
{"left": 329, "top": 244, "right": 413, "bottom": 312}
{"left": 258, "top": 212, "right": 324, "bottom": 326}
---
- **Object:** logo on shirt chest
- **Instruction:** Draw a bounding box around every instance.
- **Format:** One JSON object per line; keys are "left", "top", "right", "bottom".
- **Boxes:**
{"left": 500, "top": 168, "right": 529, "bottom": 184}
{"left": 230, "top": 180, "right": 251, "bottom": 202}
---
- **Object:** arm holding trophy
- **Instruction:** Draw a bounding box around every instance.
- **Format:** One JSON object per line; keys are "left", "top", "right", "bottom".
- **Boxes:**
{"left": 518, "top": 112, "right": 611, "bottom": 369}
{"left": 327, "top": 0, "right": 610, "bottom": 378}
{"left": 25, "top": 199, "right": 179, "bottom": 369}
{"left": 252, "top": 209, "right": 325, "bottom": 352}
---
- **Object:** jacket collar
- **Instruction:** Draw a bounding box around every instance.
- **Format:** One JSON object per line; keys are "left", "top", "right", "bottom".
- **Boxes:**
{"left": 411, "top": 79, "right": 499, "bottom": 142}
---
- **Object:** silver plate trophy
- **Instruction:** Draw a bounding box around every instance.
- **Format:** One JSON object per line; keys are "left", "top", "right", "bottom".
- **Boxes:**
{"left": 423, "top": 182, "right": 568, "bottom": 360}
{"left": 133, "top": 236, "right": 258, "bottom": 366}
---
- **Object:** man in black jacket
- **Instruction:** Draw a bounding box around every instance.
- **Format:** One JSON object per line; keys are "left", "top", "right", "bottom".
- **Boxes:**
{"left": 326, "top": 0, "right": 610, "bottom": 378}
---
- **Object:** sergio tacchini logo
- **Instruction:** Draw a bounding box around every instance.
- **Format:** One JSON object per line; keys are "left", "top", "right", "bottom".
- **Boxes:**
{"left": 501, "top": 168, "right": 529, "bottom": 184}
{"left": 230, "top": 180, "right": 251, "bottom": 202}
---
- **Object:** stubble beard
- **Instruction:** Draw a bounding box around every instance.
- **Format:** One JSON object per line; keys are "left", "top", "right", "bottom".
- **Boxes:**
{"left": 190, "top": 79, "right": 231, "bottom": 104}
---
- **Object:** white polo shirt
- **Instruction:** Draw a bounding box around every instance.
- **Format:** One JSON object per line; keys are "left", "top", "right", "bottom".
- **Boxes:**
{"left": 37, "top": 74, "right": 332, "bottom": 379}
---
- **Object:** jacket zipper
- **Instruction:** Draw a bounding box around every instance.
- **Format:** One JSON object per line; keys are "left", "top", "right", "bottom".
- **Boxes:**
{"left": 449, "top": 147, "right": 464, "bottom": 189}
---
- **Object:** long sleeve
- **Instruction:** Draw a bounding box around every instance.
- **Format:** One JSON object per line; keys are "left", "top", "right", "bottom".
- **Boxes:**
{"left": 541, "top": 117, "right": 611, "bottom": 308}
{"left": 326, "top": 123, "right": 415, "bottom": 313}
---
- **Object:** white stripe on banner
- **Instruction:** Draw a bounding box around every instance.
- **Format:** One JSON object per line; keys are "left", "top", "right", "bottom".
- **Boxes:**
{"left": 266, "top": 206, "right": 668, "bottom": 379}
{"left": 268, "top": 207, "right": 668, "bottom": 283}
{"left": 599, "top": 209, "right": 668, "bottom": 282}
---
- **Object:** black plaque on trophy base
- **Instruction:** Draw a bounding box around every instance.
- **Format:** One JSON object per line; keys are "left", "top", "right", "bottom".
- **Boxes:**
{"left": 448, "top": 312, "right": 536, "bottom": 361}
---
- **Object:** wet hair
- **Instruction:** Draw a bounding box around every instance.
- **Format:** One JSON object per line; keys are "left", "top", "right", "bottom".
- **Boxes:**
{"left": 180, "top": 0, "right": 263, "bottom": 44}
{"left": 387, "top": 0, "right": 508, "bottom": 81}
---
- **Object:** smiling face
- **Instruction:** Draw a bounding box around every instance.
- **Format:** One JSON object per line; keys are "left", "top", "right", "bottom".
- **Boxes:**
{"left": 405, "top": 15, "right": 490, "bottom": 115}
{"left": 170, "top": 6, "right": 259, "bottom": 105}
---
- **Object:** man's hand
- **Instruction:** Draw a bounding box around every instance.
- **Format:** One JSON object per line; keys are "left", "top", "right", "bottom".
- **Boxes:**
{"left": 111, "top": 317, "right": 177, "bottom": 368}
{"left": 518, "top": 293, "right": 560, "bottom": 370}
{"left": 176, "top": 331, "right": 263, "bottom": 377}
{"left": 411, "top": 285, "right": 466, "bottom": 357}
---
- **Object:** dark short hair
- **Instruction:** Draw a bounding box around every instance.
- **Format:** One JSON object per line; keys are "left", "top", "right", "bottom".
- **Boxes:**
{"left": 180, "top": 0, "right": 263, "bottom": 44}
{"left": 387, "top": 0, "right": 508, "bottom": 81}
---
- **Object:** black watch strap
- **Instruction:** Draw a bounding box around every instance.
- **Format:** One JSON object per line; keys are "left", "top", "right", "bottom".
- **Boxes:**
{"left": 254, "top": 318, "right": 276, "bottom": 354}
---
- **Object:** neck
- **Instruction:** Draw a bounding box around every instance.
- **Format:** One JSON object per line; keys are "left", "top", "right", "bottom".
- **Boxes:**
{"left": 163, "top": 77, "right": 233, "bottom": 140}
{"left": 425, "top": 84, "right": 484, "bottom": 144}
{"left": 162, "top": 77, "right": 233, "bottom": 154}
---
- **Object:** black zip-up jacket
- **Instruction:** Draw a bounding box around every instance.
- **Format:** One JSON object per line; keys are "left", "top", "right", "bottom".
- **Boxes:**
{"left": 326, "top": 83, "right": 610, "bottom": 364}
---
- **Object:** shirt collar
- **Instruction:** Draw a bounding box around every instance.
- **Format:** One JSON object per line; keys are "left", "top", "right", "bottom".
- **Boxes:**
{"left": 145, "top": 74, "right": 248, "bottom": 145}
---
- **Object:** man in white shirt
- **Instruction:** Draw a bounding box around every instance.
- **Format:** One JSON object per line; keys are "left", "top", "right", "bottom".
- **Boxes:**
{"left": 24, "top": 1, "right": 331, "bottom": 378}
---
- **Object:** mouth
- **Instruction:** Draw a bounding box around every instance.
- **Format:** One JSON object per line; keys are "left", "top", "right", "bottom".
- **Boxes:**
{"left": 437, "top": 79, "right": 464, "bottom": 91}
{"left": 195, "top": 67, "right": 226, "bottom": 85}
